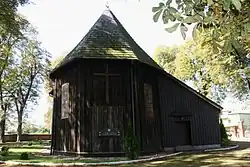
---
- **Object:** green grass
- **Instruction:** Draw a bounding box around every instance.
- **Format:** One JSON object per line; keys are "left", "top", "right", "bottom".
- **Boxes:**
{"left": 0, "top": 147, "right": 126, "bottom": 163}
{"left": 1, "top": 141, "right": 250, "bottom": 166}
{"left": 8, "top": 148, "right": 44, "bottom": 153}
{"left": 119, "top": 151, "right": 250, "bottom": 167}
{"left": 0, "top": 152, "right": 126, "bottom": 163}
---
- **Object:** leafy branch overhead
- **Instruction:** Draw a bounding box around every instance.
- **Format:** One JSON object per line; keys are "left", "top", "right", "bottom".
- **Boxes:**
{"left": 152, "top": 0, "right": 250, "bottom": 42}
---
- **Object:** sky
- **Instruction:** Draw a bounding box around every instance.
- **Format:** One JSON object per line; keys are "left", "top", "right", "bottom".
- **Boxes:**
{"left": 17, "top": 0, "right": 242, "bottom": 126}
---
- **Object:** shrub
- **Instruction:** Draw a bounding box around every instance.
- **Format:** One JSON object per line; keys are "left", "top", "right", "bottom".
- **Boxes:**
{"left": 221, "top": 138, "right": 231, "bottom": 146}
{"left": 0, "top": 146, "right": 9, "bottom": 156}
{"left": 0, "top": 150, "right": 9, "bottom": 156}
{"left": 20, "top": 152, "right": 29, "bottom": 160}
{"left": 124, "top": 121, "right": 139, "bottom": 160}
{"left": 28, "top": 142, "right": 33, "bottom": 146}
{"left": 220, "top": 119, "right": 230, "bottom": 146}
{"left": 35, "top": 139, "right": 43, "bottom": 145}
{"left": 1, "top": 146, "right": 9, "bottom": 152}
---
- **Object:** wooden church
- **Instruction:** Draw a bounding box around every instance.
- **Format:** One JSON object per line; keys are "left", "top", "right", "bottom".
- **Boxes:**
{"left": 49, "top": 10, "right": 222, "bottom": 155}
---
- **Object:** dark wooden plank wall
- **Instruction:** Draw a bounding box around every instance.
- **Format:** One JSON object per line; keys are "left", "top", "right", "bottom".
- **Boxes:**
{"left": 158, "top": 75, "right": 221, "bottom": 147}
{"left": 135, "top": 63, "right": 161, "bottom": 153}
{"left": 79, "top": 60, "right": 132, "bottom": 153}
{"left": 52, "top": 66, "right": 77, "bottom": 152}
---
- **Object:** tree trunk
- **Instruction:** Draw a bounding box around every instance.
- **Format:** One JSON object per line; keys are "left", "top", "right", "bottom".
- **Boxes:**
{"left": 0, "top": 105, "right": 7, "bottom": 143}
{"left": 0, "top": 118, "right": 5, "bottom": 143}
{"left": 16, "top": 113, "right": 22, "bottom": 142}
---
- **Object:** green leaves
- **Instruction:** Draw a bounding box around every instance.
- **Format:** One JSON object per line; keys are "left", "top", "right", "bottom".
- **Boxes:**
{"left": 152, "top": 3, "right": 165, "bottom": 22}
{"left": 180, "top": 23, "right": 188, "bottom": 39}
{"left": 231, "top": 0, "right": 241, "bottom": 10}
{"left": 166, "top": 0, "right": 172, "bottom": 6}
{"left": 165, "top": 23, "right": 180, "bottom": 33}
{"left": 183, "top": 16, "right": 198, "bottom": 24}
{"left": 223, "top": 0, "right": 231, "bottom": 10}
{"left": 153, "top": 9, "right": 163, "bottom": 22}
{"left": 207, "top": 0, "right": 214, "bottom": 5}
{"left": 152, "top": 2, "right": 164, "bottom": 12}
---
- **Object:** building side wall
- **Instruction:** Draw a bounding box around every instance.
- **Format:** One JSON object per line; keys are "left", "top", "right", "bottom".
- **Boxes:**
{"left": 52, "top": 65, "right": 78, "bottom": 153}
{"left": 135, "top": 62, "right": 161, "bottom": 153}
{"left": 158, "top": 75, "right": 221, "bottom": 147}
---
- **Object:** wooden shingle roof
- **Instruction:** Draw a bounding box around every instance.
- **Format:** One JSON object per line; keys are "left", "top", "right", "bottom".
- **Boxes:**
{"left": 52, "top": 10, "right": 163, "bottom": 72}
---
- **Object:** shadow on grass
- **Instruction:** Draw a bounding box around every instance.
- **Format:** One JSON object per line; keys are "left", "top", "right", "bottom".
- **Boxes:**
{"left": 120, "top": 141, "right": 250, "bottom": 167}
{"left": 2, "top": 141, "right": 250, "bottom": 166}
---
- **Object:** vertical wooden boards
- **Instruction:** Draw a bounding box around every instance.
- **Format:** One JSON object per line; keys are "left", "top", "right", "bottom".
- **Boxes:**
{"left": 158, "top": 74, "right": 221, "bottom": 147}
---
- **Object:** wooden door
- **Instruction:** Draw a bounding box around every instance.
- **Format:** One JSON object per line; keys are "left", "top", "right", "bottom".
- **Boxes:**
{"left": 91, "top": 65, "right": 126, "bottom": 152}
{"left": 175, "top": 121, "right": 191, "bottom": 145}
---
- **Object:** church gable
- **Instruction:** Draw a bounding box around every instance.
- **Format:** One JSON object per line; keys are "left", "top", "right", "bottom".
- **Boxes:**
{"left": 52, "top": 10, "right": 162, "bottom": 73}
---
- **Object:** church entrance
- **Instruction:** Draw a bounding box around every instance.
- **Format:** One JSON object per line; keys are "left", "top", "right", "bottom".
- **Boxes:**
{"left": 91, "top": 64, "right": 126, "bottom": 152}
{"left": 175, "top": 121, "right": 192, "bottom": 145}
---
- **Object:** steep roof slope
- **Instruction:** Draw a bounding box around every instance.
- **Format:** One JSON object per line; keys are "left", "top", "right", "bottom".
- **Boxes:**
{"left": 52, "top": 10, "right": 162, "bottom": 72}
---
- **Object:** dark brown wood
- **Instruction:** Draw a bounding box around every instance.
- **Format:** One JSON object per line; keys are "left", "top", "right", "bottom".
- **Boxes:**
{"left": 76, "top": 63, "right": 81, "bottom": 153}
{"left": 50, "top": 59, "right": 221, "bottom": 155}
{"left": 93, "top": 64, "right": 120, "bottom": 104}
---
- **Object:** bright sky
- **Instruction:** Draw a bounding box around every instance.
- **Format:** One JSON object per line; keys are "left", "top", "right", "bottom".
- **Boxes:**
{"left": 18, "top": 0, "right": 242, "bottom": 126}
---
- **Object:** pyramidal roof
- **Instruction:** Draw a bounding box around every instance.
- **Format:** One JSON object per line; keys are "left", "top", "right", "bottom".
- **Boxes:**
{"left": 52, "top": 9, "right": 163, "bottom": 72}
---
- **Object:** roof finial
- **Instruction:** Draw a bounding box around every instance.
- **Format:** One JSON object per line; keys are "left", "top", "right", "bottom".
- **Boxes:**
{"left": 105, "top": 0, "right": 110, "bottom": 9}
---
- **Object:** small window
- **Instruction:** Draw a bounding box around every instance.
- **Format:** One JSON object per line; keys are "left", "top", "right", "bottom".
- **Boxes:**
{"left": 61, "top": 83, "right": 70, "bottom": 119}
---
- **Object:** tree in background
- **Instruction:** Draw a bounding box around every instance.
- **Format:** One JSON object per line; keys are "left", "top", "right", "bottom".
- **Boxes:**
{"left": 154, "top": 30, "right": 250, "bottom": 103}
{"left": 152, "top": 0, "right": 250, "bottom": 100}
{"left": 0, "top": 15, "right": 30, "bottom": 142}
{"left": 11, "top": 29, "right": 50, "bottom": 142}
{"left": 0, "top": 0, "right": 30, "bottom": 37}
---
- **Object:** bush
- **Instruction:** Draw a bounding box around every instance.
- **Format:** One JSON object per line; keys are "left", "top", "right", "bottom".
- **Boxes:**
{"left": 1, "top": 146, "right": 9, "bottom": 152}
{"left": 20, "top": 152, "right": 29, "bottom": 160}
{"left": 28, "top": 142, "right": 33, "bottom": 146}
{"left": 0, "top": 150, "right": 9, "bottom": 156}
{"left": 35, "top": 139, "right": 43, "bottom": 145}
{"left": 221, "top": 138, "right": 231, "bottom": 146}
{"left": 124, "top": 121, "right": 140, "bottom": 160}
{"left": 0, "top": 146, "right": 9, "bottom": 156}
{"left": 220, "top": 119, "right": 230, "bottom": 146}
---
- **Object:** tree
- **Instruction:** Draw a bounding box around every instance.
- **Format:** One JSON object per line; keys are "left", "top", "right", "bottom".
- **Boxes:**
{"left": 0, "top": 0, "right": 30, "bottom": 37}
{"left": 152, "top": 0, "right": 250, "bottom": 43}
{"left": 152, "top": 1, "right": 250, "bottom": 98}
{"left": 0, "top": 17, "right": 29, "bottom": 142}
{"left": 154, "top": 32, "right": 250, "bottom": 103}
{"left": 11, "top": 29, "right": 50, "bottom": 142}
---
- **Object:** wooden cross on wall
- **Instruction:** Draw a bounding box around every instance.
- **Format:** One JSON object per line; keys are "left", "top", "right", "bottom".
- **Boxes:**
{"left": 94, "top": 64, "right": 120, "bottom": 104}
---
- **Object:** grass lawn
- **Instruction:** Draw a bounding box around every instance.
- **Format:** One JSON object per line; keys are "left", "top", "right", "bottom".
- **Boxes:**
{"left": 1, "top": 149, "right": 250, "bottom": 166}
{"left": 0, "top": 147, "right": 126, "bottom": 163}
{"left": 1, "top": 141, "right": 250, "bottom": 166}
{"left": 120, "top": 150, "right": 250, "bottom": 167}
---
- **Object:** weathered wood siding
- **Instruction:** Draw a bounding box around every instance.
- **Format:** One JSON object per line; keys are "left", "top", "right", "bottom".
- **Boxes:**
{"left": 52, "top": 65, "right": 77, "bottom": 153}
{"left": 158, "top": 74, "right": 221, "bottom": 147}
{"left": 51, "top": 59, "right": 221, "bottom": 155}
{"left": 135, "top": 62, "right": 161, "bottom": 153}
{"left": 78, "top": 59, "right": 132, "bottom": 153}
